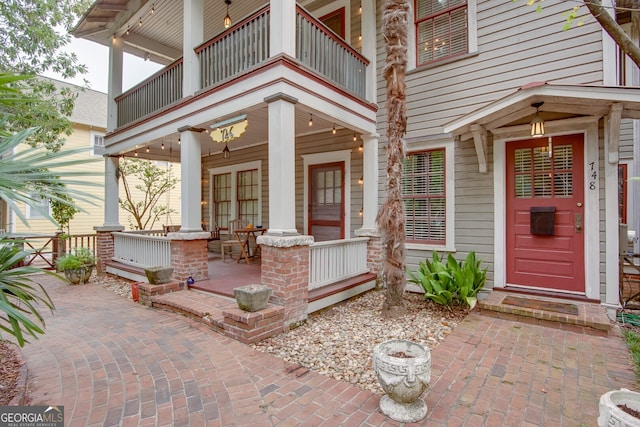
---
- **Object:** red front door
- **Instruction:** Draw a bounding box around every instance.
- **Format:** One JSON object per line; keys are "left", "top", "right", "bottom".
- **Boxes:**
{"left": 506, "top": 134, "right": 585, "bottom": 293}
{"left": 309, "top": 162, "right": 345, "bottom": 242}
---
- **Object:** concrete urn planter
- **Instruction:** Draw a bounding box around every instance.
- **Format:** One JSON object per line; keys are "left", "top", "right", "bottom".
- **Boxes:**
{"left": 598, "top": 389, "right": 640, "bottom": 427}
{"left": 64, "top": 265, "right": 93, "bottom": 285}
{"left": 233, "top": 284, "right": 272, "bottom": 312}
{"left": 373, "top": 339, "right": 431, "bottom": 423}
{"left": 144, "top": 266, "right": 173, "bottom": 285}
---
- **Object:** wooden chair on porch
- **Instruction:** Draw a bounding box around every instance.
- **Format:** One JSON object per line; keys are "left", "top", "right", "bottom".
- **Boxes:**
{"left": 221, "top": 219, "right": 249, "bottom": 262}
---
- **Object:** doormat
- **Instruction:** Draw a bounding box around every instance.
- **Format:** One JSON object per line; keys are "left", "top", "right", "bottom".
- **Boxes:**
{"left": 501, "top": 295, "right": 579, "bottom": 316}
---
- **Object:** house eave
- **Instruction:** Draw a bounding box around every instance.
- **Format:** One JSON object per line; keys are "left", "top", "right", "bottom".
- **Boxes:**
{"left": 443, "top": 83, "right": 640, "bottom": 140}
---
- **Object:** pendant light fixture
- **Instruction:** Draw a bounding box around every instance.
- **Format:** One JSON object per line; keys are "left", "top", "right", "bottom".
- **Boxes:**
{"left": 530, "top": 102, "right": 545, "bottom": 137}
{"left": 224, "top": 0, "right": 232, "bottom": 29}
{"left": 223, "top": 144, "right": 230, "bottom": 159}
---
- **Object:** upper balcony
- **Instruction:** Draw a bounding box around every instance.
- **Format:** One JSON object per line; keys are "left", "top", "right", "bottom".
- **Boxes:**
{"left": 74, "top": 2, "right": 370, "bottom": 131}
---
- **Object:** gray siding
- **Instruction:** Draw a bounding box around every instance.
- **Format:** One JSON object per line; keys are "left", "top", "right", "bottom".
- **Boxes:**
{"left": 202, "top": 129, "right": 364, "bottom": 237}
{"left": 620, "top": 119, "right": 635, "bottom": 160}
{"left": 375, "top": 0, "right": 606, "bottom": 289}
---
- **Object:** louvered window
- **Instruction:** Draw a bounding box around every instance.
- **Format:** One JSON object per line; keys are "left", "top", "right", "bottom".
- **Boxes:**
{"left": 402, "top": 149, "right": 446, "bottom": 243}
{"left": 416, "top": 0, "right": 468, "bottom": 65}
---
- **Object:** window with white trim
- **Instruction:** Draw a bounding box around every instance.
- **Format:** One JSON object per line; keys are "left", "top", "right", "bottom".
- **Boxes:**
{"left": 27, "top": 194, "right": 50, "bottom": 220}
{"left": 90, "top": 131, "right": 105, "bottom": 156}
{"left": 416, "top": 0, "right": 469, "bottom": 66}
{"left": 403, "top": 149, "right": 446, "bottom": 243}
{"left": 210, "top": 161, "right": 262, "bottom": 231}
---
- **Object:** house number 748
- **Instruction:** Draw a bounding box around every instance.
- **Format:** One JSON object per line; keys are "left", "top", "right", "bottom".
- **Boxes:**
{"left": 588, "top": 161, "right": 597, "bottom": 190}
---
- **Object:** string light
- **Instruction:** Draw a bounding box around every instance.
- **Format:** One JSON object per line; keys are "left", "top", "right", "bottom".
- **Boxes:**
{"left": 113, "top": 33, "right": 116, "bottom": 41}
{"left": 134, "top": 150, "right": 138, "bottom": 157}
{"left": 353, "top": 132, "right": 357, "bottom": 142}
{"left": 126, "top": 26, "right": 130, "bottom": 35}
{"left": 332, "top": 124, "right": 336, "bottom": 135}
{"left": 308, "top": 114, "right": 313, "bottom": 127}
{"left": 358, "top": 143, "right": 363, "bottom": 152}
{"left": 146, "top": 146, "right": 150, "bottom": 153}
{"left": 358, "top": 176, "right": 363, "bottom": 184}
{"left": 139, "top": 17, "right": 142, "bottom": 26}
{"left": 151, "top": 3, "right": 155, "bottom": 14}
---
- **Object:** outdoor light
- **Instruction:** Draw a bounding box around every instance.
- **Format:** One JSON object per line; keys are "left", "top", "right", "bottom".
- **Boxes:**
{"left": 161, "top": 142, "right": 165, "bottom": 150}
{"left": 358, "top": 176, "right": 363, "bottom": 184}
{"left": 353, "top": 132, "right": 357, "bottom": 142}
{"left": 530, "top": 102, "right": 545, "bottom": 137}
{"left": 332, "top": 124, "right": 336, "bottom": 135}
{"left": 223, "top": 144, "right": 230, "bottom": 159}
{"left": 224, "top": 0, "right": 232, "bottom": 28}
{"left": 308, "top": 114, "right": 313, "bottom": 127}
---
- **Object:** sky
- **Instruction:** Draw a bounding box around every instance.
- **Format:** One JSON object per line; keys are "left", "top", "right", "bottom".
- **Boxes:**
{"left": 43, "top": 38, "right": 164, "bottom": 94}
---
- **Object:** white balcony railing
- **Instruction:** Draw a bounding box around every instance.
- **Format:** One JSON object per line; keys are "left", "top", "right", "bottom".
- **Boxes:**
{"left": 196, "top": 5, "right": 270, "bottom": 90}
{"left": 113, "top": 4, "right": 368, "bottom": 129}
{"left": 115, "top": 59, "right": 183, "bottom": 127}
{"left": 309, "top": 237, "right": 369, "bottom": 290}
{"left": 295, "top": 6, "right": 368, "bottom": 98}
{"left": 112, "top": 231, "right": 171, "bottom": 268}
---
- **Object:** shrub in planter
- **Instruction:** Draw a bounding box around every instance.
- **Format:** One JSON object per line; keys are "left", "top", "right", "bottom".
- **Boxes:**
{"left": 56, "top": 248, "right": 95, "bottom": 284}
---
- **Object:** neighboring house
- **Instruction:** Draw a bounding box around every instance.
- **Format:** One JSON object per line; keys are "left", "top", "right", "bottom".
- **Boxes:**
{"left": 71, "top": 0, "right": 639, "bottom": 324}
{"left": 10, "top": 78, "right": 181, "bottom": 236}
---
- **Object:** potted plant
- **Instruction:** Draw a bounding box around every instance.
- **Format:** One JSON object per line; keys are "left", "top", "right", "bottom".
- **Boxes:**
{"left": 56, "top": 247, "right": 95, "bottom": 285}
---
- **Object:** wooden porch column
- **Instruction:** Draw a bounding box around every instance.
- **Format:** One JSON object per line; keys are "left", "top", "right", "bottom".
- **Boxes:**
{"left": 361, "top": 0, "right": 377, "bottom": 103}
{"left": 257, "top": 234, "right": 314, "bottom": 327}
{"left": 183, "top": 0, "right": 203, "bottom": 96}
{"left": 270, "top": 0, "right": 296, "bottom": 57}
{"left": 178, "top": 127, "right": 203, "bottom": 232}
{"left": 107, "top": 35, "right": 123, "bottom": 132}
{"left": 104, "top": 156, "right": 120, "bottom": 227}
{"left": 264, "top": 93, "right": 298, "bottom": 235}
{"left": 360, "top": 133, "right": 379, "bottom": 231}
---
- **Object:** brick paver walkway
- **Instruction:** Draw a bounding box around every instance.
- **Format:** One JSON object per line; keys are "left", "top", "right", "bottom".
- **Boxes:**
{"left": 17, "top": 275, "right": 639, "bottom": 426}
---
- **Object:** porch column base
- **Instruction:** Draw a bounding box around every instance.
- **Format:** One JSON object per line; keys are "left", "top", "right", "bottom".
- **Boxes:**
{"left": 356, "top": 228, "right": 384, "bottom": 284}
{"left": 168, "top": 232, "right": 210, "bottom": 283}
{"left": 94, "top": 226, "right": 124, "bottom": 275}
{"left": 257, "top": 235, "right": 314, "bottom": 327}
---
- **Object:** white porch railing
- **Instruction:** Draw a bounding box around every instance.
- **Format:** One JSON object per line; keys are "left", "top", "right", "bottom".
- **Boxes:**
{"left": 112, "top": 231, "right": 171, "bottom": 268}
{"left": 309, "top": 237, "right": 369, "bottom": 290}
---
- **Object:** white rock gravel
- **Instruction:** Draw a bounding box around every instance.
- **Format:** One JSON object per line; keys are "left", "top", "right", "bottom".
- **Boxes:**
{"left": 94, "top": 274, "right": 468, "bottom": 395}
{"left": 252, "top": 289, "right": 468, "bottom": 395}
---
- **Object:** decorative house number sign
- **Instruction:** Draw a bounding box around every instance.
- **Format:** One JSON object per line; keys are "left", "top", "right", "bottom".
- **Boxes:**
{"left": 210, "top": 114, "right": 248, "bottom": 143}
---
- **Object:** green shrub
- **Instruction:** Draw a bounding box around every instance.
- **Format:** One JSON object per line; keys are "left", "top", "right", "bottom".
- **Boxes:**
{"left": 55, "top": 247, "right": 95, "bottom": 271}
{"left": 408, "top": 250, "right": 487, "bottom": 309}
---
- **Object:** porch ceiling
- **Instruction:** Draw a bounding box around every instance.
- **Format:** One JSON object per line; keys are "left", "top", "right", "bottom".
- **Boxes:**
{"left": 107, "top": 103, "right": 353, "bottom": 162}
{"left": 444, "top": 82, "right": 640, "bottom": 141}
{"left": 72, "top": 0, "right": 319, "bottom": 64}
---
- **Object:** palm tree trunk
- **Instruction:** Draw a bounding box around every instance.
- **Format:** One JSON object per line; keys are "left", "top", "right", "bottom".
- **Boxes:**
{"left": 378, "top": 0, "right": 410, "bottom": 318}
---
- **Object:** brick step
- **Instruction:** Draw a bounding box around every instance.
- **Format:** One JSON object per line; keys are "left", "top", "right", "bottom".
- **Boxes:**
{"left": 478, "top": 291, "right": 612, "bottom": 336}
{"left": 148, "top": 288, "right": 285, "bottom": 343}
